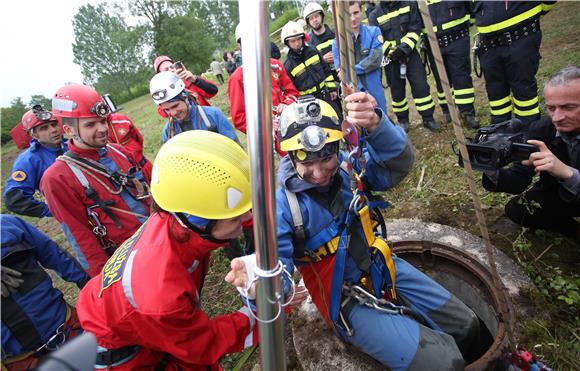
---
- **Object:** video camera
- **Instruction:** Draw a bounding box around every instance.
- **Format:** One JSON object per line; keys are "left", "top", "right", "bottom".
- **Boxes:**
{"left": 458, "top": 119, "right": 538, "bottom": 171}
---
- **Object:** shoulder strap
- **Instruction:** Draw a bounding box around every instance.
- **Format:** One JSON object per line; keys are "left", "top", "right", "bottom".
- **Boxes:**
{"left": 106, "top": 144, "right": 135, "bottom": 167}
{"left": 65, "top": 161, "right": 91, "bottom": 189}
{"left": 197, "top": 105, "right": 214, "bottom": 131}
{"left": 284, "top": 188, "right": 308, "bottom": 259}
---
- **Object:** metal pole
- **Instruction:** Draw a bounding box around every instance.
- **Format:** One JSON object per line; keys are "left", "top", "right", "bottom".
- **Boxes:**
{"left": 238, "top": 1, "right": 286, "bottom": 370}
{"left": 417, "top": 0, "right": 516, "bottom": 350}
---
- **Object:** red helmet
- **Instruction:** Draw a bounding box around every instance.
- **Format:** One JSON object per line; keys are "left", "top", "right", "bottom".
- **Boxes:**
{"left": 51, "top": 84, "right": 110, "bottom": 119}
{"left": 21, "top": 106, "right": 56, "bottom": 132}
{"left": 154, "top": 55, "right": 173, "bottom": 73}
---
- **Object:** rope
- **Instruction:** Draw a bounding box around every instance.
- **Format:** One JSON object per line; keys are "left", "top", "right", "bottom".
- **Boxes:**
{"left": 59, "top": 156, "right": 123, "bottom": 195}
{"left": 417, "top": 1, "right": 516, "bottom": 350}
{"left": 332, "top": 0, "right": 358, "bottom": 119}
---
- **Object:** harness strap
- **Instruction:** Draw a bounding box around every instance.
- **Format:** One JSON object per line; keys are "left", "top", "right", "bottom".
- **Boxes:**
{"left": 197, "top": 105, "right": 214, "bottom": 131}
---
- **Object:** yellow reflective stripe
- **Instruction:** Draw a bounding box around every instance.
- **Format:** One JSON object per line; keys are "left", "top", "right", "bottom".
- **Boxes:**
{"left": 324, "top": 75, "right": 335, "bottom": 82}
{"left": 437, "top": 92, "right": 446, "bottom": 98}
{"left": 416, "top": 102, "right": 435, "bottom": 111}
{"left": 454, "top": 97, "right": 475, "bottom": 105}
{"left": 427, "top": 0, "right": 442, "bottom": 4}
{"left": 490, "top": 105, "right": 513, "bottom": 116}
{"left": 513, "top": 96, "right": 538, "bottom": 107}
{"left": 453, "top": 87, "right": 475, "bottom": 96}
{"left": 514, "top": 106, "right": 540, "bottom": 116}
{"left": 300, "top": 86, "right": 319, "bottom": 95}
{"left": 316, "top": 39, "right": 333, "bottom": 51}
{"left": 400, "top": 37, "right": 416, "bottom": 50}
{"left": 291, "top": 63, "right": 306, "bottom": 77}
{"left": 382, "top": 40, "right": 396, "bottom": 53}
{"left": 542, "top": 2, "right": 556, "bottom": 12}
{"left": 392, "top": 98, "right": 407, "bottom": 107}
{"left": 477, "top": 5, "right": 543, "bottom": 34}
{"left": 392, "top": 105, "right": 409, "bottom": 113}
{"left": 406, "top": 32, "right": 420, "bottom": 42}
{"left": 325, "top": 81, "right": 337, "bottom": 88}
{"left": 304, "top": 54, "right": 320, "bottom": 67}
{"left": 377, "top": 5, "right": 410, "bottom": 25}
{"left": 414, "top": 95, "right": 433, "bottom": 104}
{"left": 489, "top": 96, "right": 512, "bottom": 107}
{"left": 441, "top": 14, "right": 471, "bottom": 31}
{"left": 439, "top": 99, "right": 448, "bottom": 104}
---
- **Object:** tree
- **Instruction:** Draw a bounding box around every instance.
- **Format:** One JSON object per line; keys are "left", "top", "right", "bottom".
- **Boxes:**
{"left": 188, "top": 1, "right": 239, "bottom": 49}
{"left": 156, "top": 15, "right": 216, "bottom": 74}
{"left": 28, "top": 95, "right": 51, "bottom": 110}
{"left": 1, "top": 98, "right": 27, "bottom": 144}
{"left": 72, "top": 4, "right": 149, "bottom": 99}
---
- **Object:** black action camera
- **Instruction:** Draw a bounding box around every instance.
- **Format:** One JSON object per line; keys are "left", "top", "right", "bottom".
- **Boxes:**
{"left": 458, "top": 119, "right": 539, "bottom": 171}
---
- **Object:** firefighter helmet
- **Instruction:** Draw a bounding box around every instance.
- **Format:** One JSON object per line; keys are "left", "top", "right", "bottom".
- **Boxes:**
{"left": 279, "top": 96, "right": 342, "bottom": 160}
{"left": 52, "top": 84, "right": 109, "bottom": 120}
{"left": 303, "top": 2, "right": 324, "bottom": 25}
{"left": 151, "top": 130, "right": 252, "bottom": 219}
{"left": 281, "top": 21, "right": 305, "bottom": 44}
{"left": 149, "top": 71, "right": 186, "bottom": 105}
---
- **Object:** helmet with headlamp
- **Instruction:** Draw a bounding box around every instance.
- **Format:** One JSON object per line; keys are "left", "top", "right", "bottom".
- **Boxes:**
{"left": 21, "top": 105, "right": 57, "bottom": 133}
{"left": 279, "top": 96, "right": 343, "bottom": 162}
{"left": 149, "top": 71, "right": 187, "bottom": 105}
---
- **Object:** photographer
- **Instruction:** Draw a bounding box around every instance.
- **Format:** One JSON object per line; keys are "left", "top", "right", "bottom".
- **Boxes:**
{"left": 482, "top": 66, "right": 580, "bottom": 239}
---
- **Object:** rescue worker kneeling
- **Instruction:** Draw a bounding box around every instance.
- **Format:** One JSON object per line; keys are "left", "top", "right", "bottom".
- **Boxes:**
{"left": 230, "top": 95, "right": 480, "bottom": 370}
{"left": 77, "top": 131, "right": 257, "bottom": 370}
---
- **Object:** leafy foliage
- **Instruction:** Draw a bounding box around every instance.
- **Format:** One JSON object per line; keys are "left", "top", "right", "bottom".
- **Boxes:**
{"left": 28, "top": 95, "right": 52, "bottom": 110}
{"left": 1, "top": 98, "right": 26, "bottom": 144}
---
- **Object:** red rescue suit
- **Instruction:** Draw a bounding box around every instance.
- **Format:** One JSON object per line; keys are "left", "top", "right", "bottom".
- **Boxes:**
{"left": 228, "top": 58, "right": 299, "bottom": 134}
{"left": 77, "top": 212, "right": 256, "bottom": 370}
{"left": 107, "top": 113, "right": 146, "bottom": 165}
{"left": 40, "top": 141, "right": 152, "bottom": 277}
{"left": 157, "top": 78, "right": 218, "bottom": 118}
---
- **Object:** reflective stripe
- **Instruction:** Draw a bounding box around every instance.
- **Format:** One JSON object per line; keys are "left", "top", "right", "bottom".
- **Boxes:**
{"left": 291, "top": 63, "right": 305, "bottom": 77}
{"left": 513, "top": 96, "right": 538, "bottom": 107}
{"left": 382, "top": 40, "right": 396, "bottom": 53}
{"left": 122, "top": 250, "right": 138, "bottom": 309}
{"left": 454, "top": 97, "right": 475, "bottom": 105}
{"left": 316, "top": 39, "right": 333, "bottom": 51}
{"left": 489, "top": 96, "right": 512, "bottom": 107}
{"left": 514, "top": 106, "right": 540, "bottom": 116}
{"left": 437, "top": 92, "right": 446, "bottom": 98}
{"left": 414, "top": 95, "right": 433, "bottom": 104}
{"left": 393, "top": 104, "right": 409, "bottom": 113}
{"left": 490, "top": 105, "right": 513, "bottom": 116}
{"left": 453, "top": 87, "right": 475, "bottom": 96}
{"left": 300, "top": 85, "right": 320, "bottom": 95}
{"left": 392, "top": 98, "right": 407, "bottom": 107}
{"left": 324, "top": 75, "right": 335, "bottom": 82}
{"left": 542, "top": 2, "right": 556, "bottom": 12}
{"left": 427, "top": 0, "right": 442, "bottom": 4}
{"left": 305, "top": 54, "right": 320, "bottom": 67}
{"left": 415, "top": 102, "right": 435, "bottom": 111}
{"left": 477, "top": 5, "right": 543, "bottom": 34}
{"left": 377, "top": 5, "right": 410, "bottom": 25}
{"left": 400, "top": 36, "right": 416, "bottom": 50}
{"left": 435, "top": 14, "right": 470, "bottom": 33}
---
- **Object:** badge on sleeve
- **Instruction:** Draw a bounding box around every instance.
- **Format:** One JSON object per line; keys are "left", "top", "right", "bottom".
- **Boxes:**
{"left": 11, "top": 171, "right": 27, "bottom": 182}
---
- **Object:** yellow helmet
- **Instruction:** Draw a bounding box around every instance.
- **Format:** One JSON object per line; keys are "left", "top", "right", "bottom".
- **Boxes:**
{"left": 279, "top": 96, "right": 343, "bottom": 161}
{"left": 151, "top": 131, "right": 251, "bottom": 219}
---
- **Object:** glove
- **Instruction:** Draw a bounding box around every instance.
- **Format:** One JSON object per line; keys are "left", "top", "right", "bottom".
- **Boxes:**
{"left": 389, "top": 47, "right": 407, "bottom": 63}
{"left": 1, "top": 265, "right": 24, "bottom": 297}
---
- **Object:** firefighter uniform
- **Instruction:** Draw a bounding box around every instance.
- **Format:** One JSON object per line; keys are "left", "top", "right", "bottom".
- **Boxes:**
{"left": 228, "top": 58, "right": 300, "bottom": 133}
{"left": 309, "top": 26, "right": 335, "bottom": 60}
{"left": 473, "top": 1, "right": 557, "bottom": 124}
{"left": 426, "top": 0, "right": 477, "bottom": 124}
{"left": 77, "top": 212, "right": 257, "bottom": 370}
{"left": 40, "top": 141, "right": 152, "bottom": 277}
{"left": 284, "top": 44, "right": 339, "bottom": 111}
{"left": 369, "top": 1, "right": 437, "bottom": 128}
{"left": 3, "top": 139, "right": 67, "bottom": 218}
{"left": 1, "top": 215, "right": 89, "bottom": 370}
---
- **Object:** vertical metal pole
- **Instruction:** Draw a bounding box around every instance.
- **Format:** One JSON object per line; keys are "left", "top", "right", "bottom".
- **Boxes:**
{"left": 238, "top": 1, "right": 286, "bottom": 370}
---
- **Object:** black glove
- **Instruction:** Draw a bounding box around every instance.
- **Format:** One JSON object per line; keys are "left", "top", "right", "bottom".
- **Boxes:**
{"left": 1, "top": 265, "right": 24, "bottom": 298}
{"left": 389, "top": 47, "right": 407, "bottom": 63}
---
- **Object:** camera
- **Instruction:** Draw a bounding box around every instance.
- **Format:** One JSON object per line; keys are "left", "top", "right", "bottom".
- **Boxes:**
{"left": 458, "top": 119, "right": 538, "bottom": 171}
{"left": 294, "top": 95, "right": 321, "bottom": 125}
{"left": 173, "top": 61, "right": 184, "bottom": 70}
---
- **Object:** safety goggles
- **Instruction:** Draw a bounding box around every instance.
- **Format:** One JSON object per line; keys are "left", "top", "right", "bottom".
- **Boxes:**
{"left": 32, "top": 104, "right": 54, "bottom": 121}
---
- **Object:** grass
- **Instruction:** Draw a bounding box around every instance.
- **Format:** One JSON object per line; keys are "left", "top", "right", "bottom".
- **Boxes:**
{"left": 1, "top": 2, "right": 579, "bottom": 369}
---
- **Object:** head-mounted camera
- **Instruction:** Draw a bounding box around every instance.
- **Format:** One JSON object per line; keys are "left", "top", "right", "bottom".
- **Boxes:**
{"left": 32, "top": 104, "right": 54, "bottom": 121}
{"left": 294, "top": 95, "right": 321, "bottom": 125}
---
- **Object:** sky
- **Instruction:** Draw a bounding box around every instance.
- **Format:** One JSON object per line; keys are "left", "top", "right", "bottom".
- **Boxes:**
{"left": 0, "top": 1, "right": 89, "bottom": 107}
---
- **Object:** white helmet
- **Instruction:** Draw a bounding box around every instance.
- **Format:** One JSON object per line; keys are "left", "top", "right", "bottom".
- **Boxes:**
{"left": 149, "top": 71, "right": 186, "bottom": 105}
{"left": 281, "top": 21, "right": 305, "bottom": 44}
{"left": 303, "top": 2, "right": 324, "bottom": 24}
{"left": 235, "top": 23, "right": 243, "bottom": 43}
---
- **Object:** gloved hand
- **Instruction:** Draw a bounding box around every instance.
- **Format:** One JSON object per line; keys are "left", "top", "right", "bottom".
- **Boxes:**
{"left": 1, "top": 265, "right": 24, "bottom": 297}
{"left": 389, "top": 47, "right": 407, "bottom": 63}
{"left": 225, "top": 254, "right": 257, "bottom": 300}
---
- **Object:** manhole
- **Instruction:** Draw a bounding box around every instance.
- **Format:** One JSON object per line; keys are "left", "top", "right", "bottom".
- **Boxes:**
{"left": 392, "top": 240, "right": 515, "bottom": 370}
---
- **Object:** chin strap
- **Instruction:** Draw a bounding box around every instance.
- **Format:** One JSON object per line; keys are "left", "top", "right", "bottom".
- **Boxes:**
{"left": 174, "top": 212, "right": 228, "bottom": 244}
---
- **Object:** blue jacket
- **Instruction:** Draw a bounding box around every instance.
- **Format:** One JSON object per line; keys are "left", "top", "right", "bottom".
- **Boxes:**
{"left": 162, "top": 104, "right": 239, "bottom": 144}
{"left": 276, "top": 112, "right": 414, "bottom": 320}
{"left": 1, "top": 215, "right": 89, "bottom": 359}
{"left": 333, "top": 25, "right": 387, "bottom": 114}
{"left": 3, "top": 139, "right": 67, "bottom": 218}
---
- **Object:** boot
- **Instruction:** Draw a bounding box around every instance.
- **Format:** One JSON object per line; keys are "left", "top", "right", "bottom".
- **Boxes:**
{"left": 463, "top": 112, "right": 480, "bottom": 129}
{"left": 398, "top": 119, "right": 410, "bottom": 132}
{"left": 422, "top": 118, "right": 440, "bottom": 132}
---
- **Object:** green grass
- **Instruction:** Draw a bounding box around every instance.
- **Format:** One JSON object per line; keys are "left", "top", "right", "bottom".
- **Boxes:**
{"left": 1, "top": 3, "right": 580, "bottom": 369}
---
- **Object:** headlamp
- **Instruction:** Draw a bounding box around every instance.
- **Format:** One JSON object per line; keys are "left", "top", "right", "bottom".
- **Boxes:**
{"left": 32, "top": 104, "right": 54, "bottom": 121}
{"left": 90, "top": 101, "right": 111, "bottom": 118}
{"left": 151, "top": 89, "right": 168, "bottom": 101}
{"left": 299, "top": 125, "right": 327, "bottom": 152}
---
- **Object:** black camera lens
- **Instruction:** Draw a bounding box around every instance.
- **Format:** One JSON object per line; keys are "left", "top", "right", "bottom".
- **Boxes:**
{"left": 306, "top": 102, "right": 320, "bottom": 118}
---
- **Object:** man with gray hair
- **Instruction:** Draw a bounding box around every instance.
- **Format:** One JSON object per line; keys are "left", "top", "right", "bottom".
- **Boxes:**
{"left": 482, "top": 65, "right": 580, "bottom": 240}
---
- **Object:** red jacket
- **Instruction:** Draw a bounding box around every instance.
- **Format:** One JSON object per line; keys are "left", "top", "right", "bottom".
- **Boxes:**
{"left": 107, "top": 113, "right": 145, "bottom": 164}
{"left": 77, "top": 212, "right": 256, "bottom": 370}
{"left": 157, "top": 78, "right": 218, "bottom": 118}
{"left": 228, "top": 58, "right": 299, "bottom": 133}
{"left": 40, "top": 141, "right": 152, "bottom": 277}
